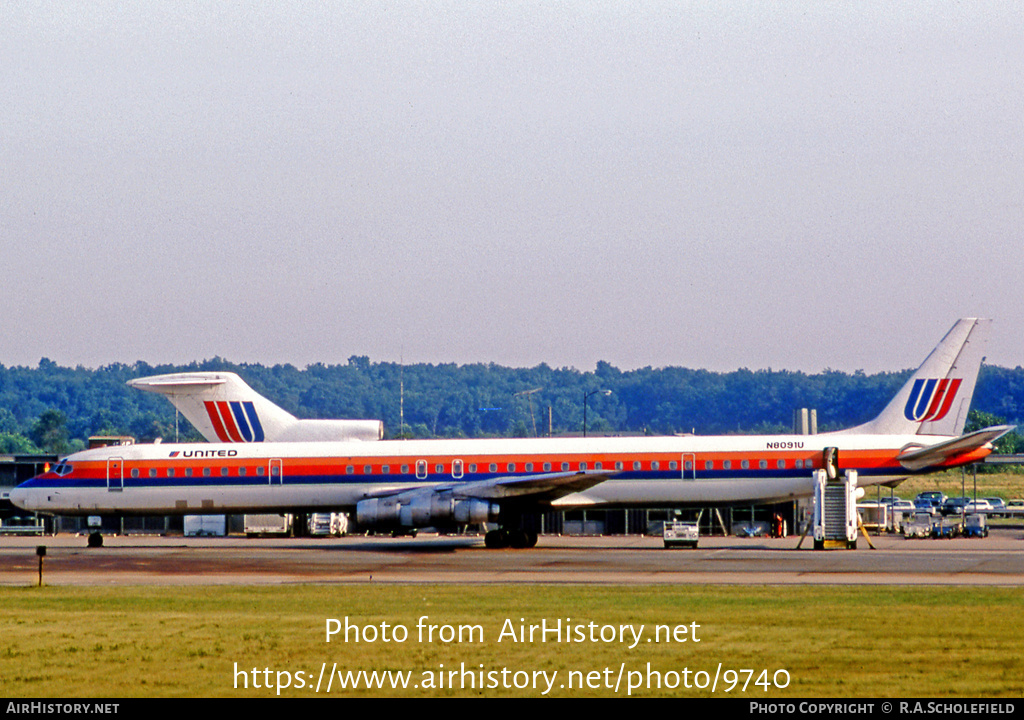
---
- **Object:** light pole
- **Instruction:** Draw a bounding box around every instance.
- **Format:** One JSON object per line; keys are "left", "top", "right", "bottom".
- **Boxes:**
{"left": 514, "top": 388, "right": 542, "bottom": 437}
{"left": 583, "top": 389, "right": 612, "bottom": 437}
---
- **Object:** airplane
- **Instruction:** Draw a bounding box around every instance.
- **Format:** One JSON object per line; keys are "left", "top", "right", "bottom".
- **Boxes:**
{"left": 11, "top": 318, "right": 1013, "bottom": 549}
{"left": 127, "top": 372, "right": 384, "bottom": 442}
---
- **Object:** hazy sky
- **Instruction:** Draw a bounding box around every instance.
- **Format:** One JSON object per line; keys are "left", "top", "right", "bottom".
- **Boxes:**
{"left": 3, "top": 2, "right": 1022, "bottom": 374}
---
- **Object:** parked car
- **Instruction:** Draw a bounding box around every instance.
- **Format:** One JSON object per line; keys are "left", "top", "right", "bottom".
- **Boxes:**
{"left": 963, "top": 499, "right": 994, "bottom": 514}
{"left": 984, "top": 498, "right": 1007, "bottom": 517}
{"left": 916, "top": 491, "right": 947, "bottom": 506}
{"left": 941, "top": 497, "right": 971, "bottom": 516}
{"left": 891, "top": 500, "right": 916, "bottom": 515}
{"left": 913, "top": 497, "right": 940, "bottom": 514}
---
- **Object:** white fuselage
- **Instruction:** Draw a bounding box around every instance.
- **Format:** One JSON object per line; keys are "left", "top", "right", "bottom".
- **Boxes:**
{"left": 11, "top": 431, "right": 977, "bottom": 516}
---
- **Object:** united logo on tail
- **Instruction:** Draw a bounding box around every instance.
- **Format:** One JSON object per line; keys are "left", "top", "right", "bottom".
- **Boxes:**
{"left": 903, "top": 378, "right": 962, "bottom": 422}
{"left": 203, "top": 400, "right": 266, "bottom": 442}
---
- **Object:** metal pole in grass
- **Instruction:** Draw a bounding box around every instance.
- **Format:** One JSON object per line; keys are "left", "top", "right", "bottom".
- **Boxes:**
{"left": 36, "top": 545, "right": 46, "bottom": 586}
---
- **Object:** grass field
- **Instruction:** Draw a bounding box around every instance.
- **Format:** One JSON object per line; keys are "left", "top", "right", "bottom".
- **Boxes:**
{"left": 2, "top": 584, "right": 1022, "bottom": 698}
{"left": 866, "top": 470, "right": 1024, "bottom": 504}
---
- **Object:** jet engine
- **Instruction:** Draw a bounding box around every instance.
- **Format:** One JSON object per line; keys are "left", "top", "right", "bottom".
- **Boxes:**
{"left": 356, "top": 492, "right": 499, "bottom": 530}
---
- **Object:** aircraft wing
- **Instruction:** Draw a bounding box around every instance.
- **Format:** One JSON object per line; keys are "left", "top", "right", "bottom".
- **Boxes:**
{"left": 365, "top": 469, "right": 615, "bottom": 504}
{"left": 454, "top": 469, "right": 615, "bottom": 501}
{"left": 897, "top": 425, "right": 1015, "bottom": 471}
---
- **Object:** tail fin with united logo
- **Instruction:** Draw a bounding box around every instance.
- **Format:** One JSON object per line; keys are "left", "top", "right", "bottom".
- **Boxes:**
{"left": 843, "top": 318, "right": 1014, "bottom": 471}
{"left": 845, "top": 318, "right": 991, "bottom": 437}
{"left": 128, "top": 372, "right": 384, "bottom": 443}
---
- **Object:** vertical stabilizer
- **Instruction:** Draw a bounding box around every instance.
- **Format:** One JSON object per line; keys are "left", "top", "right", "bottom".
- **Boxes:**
{"left": 846, "top": 318, "right": 989, "bottom": 437}
{"left": 129, "top": 372, "right": 384, "bottom": 442}
{"left": 128, "top": 372, "right": 296, "bottom": 443}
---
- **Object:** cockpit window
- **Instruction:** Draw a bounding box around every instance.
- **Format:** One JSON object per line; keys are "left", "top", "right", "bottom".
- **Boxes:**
{"left": 53, "top": 462, "right": 73, "bottom": 476}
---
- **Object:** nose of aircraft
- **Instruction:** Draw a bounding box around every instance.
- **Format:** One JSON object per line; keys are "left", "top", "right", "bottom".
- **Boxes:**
{"left": 9, "top": 484, "right": 36, "bottom": 511}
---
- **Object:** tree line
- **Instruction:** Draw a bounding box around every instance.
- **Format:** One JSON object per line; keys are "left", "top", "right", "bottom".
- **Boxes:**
{"left": 2, "top": 357, "right": 1023, "bottom": 455}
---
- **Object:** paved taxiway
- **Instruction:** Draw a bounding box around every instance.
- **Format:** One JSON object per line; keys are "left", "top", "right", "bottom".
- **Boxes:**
{"left": 3, "top": 527, "right": 1024, "bottom": 586}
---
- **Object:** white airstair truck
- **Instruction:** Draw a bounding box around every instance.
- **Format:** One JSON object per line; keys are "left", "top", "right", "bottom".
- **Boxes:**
{"left": 813, "top": 448, "right": 860, "bottom": 550}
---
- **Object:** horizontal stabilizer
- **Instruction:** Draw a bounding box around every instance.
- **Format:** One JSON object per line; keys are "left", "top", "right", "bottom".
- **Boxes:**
{"left": 129, "top": 376, "right": 227, "bottom": 389}
{"left": 897, "top": 425, "right": 1015, "bottom": 471}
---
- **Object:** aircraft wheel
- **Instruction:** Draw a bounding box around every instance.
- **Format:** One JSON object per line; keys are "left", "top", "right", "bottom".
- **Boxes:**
{"left": 518, "top": 530, "right": 537, "bottom": 548}
{"left": 508, "top": 529, "right": 530, "bottom": 549}
{"left": 484, "top": 529, "right": 509, "bottom": 549}
{"left": 87, "top": 532, "right": 103, "bottom": 548}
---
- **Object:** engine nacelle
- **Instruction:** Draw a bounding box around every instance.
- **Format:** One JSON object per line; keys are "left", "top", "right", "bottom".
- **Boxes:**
{"left": 356, "top": 493, "right": 499, "bottom": 529}
{"left": 277, "top": 419, "right": 384, "bottom": 442}
{"left": 356, "top": 497, "right": 402, "bottom": 527}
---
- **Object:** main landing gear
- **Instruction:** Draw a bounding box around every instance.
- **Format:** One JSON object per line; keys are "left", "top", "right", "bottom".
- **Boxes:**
{"left": 484, "top": 528, "right": 538, "bottom": 549}
{"left": 87, "top": 532, "right": 104, "bottom": 548}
